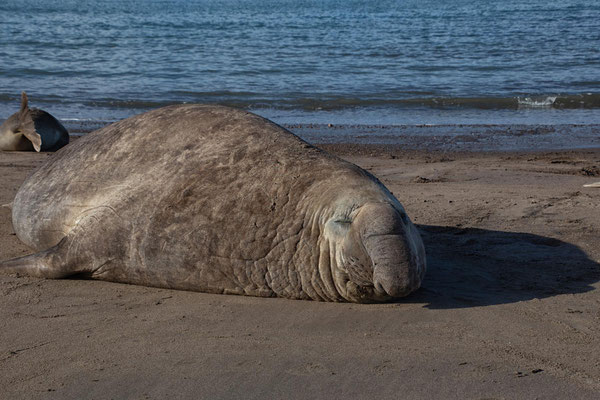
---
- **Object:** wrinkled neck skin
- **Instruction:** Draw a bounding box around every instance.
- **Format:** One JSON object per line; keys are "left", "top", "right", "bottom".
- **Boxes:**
{"left": 299, "top": 176, "right": 426, "bottom": 303}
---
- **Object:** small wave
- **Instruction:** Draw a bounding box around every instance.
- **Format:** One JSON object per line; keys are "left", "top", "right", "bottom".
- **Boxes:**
{"left": 553, "top": 93, "right": 600, "bottom": 109}
{"left": 517, "top": 96, "right": 557, "bottom": 108}
{"left": 261, "top": 94, "right": 600, "bottom": 111}
{"left": 2, "top": 92, "right": 600, "bottom": 114}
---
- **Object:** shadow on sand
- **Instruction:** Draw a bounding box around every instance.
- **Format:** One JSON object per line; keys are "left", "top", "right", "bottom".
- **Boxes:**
{"left": 404, "top": 225, "right": 600, "bottom": 309}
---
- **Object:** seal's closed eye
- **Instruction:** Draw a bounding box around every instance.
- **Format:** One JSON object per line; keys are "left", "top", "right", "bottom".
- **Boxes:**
{"left": 334, "top": 219, "right": 352, "bottom": 224}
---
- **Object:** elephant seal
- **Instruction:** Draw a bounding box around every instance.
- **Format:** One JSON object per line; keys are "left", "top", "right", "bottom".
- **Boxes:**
{"left": 0, "top": 92, "right": 69, "bottom": 152}
{"left": 0, "top": 105, "right": 426, "bottom": 302}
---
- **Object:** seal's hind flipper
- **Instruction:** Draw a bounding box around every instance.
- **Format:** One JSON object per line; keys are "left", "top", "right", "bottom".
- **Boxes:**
{"left": 2, "top": 206, "right": 128, "bottom": 281}
{"left": 0, "top": 233, "right": 114, "bottom": 279}
{"left": 0, "top": 239, "right": 72, "bottom": 278}
{"left": 583, "top": 182, "right": 600, "bottom": 188}
{"left": 17, "top": 91, "right": 42, "bottom": 152}
{"left": 18, "top": 91, "right": 29, "bottom": 118}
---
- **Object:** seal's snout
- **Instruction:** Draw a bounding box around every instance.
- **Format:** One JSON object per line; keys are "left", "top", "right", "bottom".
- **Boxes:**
{"left": 358, "top": 202, "right": 426, "bottom": 299}
{"left": 367, "top": 233, "right": 421, "bottom": 298}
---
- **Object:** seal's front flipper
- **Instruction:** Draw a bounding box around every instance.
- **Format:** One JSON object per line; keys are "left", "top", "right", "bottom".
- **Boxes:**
{"left": 17, "top": 92, "right": 42, "bottom": 152}
{"left": 0, "top": 239, "right": 73, "bottom": 278}
{"left": 583, "top": 182, "right": 600, "bottom": 188}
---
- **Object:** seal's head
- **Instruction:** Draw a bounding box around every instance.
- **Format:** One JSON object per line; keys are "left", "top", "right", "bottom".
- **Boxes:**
{"left": 316, "top": 183, "right": 426, "bottom": 303}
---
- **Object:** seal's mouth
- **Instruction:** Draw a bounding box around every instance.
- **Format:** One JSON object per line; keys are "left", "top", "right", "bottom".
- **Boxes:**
{"left": 343, "top": 280, "right": 392, "bottom": 303}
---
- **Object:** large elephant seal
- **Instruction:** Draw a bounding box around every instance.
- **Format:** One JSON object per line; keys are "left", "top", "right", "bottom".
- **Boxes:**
{"left": 0, "top": 92, "right": 69, "bottom": 152}
{"left": 0, "top": 105, "right": 426, "bottom": 302}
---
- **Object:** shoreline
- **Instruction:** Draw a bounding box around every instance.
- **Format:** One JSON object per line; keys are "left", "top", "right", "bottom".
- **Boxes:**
{"left": 60, "top": 118, "right": 600, "bottom": 152}
{"left": 1, "top": 143, "right": 599, "bottom": 398}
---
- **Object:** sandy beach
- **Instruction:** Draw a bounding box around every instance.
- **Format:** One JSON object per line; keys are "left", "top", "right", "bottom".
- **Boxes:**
{"left": 1, "top": 143, "right": 599, "bottom": 399}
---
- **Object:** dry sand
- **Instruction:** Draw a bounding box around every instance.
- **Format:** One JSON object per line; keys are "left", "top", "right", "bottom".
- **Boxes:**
{"left": 1, "top": 145, "right": 599, "bottom": 399}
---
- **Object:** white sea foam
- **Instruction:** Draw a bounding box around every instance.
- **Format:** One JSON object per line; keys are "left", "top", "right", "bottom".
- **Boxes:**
{"left": 517, "top": 96, "right": 557, "bottom": 108}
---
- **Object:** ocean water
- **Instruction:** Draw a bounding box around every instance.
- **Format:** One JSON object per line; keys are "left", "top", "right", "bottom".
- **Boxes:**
{"left": 1, "top": 0, "right": 599, "bottom": 148}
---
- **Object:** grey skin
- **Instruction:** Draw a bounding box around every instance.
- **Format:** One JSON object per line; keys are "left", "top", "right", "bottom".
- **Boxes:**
{"left": 0, "top": 92, "right": 69, "bottom": 152}
{"left": 0, "top": 105, "right": 426, "bottom": 302}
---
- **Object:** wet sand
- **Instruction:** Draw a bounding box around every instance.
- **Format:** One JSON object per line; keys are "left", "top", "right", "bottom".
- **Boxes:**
{"left": 1, "top": 145, "right": 600, "bottom": 399}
